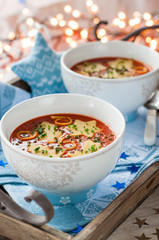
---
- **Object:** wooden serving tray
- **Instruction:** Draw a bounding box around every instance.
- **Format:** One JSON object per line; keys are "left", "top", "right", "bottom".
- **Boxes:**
{"left": 0, "top": 161, "right": 159, "bottom": 240}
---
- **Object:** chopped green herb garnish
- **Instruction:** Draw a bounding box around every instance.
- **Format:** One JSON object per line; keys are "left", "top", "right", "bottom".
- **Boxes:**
{"left": 55, "top": 147, "right": 62, "bottom": 154}
{"left": 93, "top": 137, "right": 101, "bottom": 143}
{"left": 42, "top": 150, "right": 48, "bottom": 154}
{"left": 35, "top": 127, "right": 44, "bottom": 134}
{"left": 40, "top": 132, "right": 47, "bottom": 138}
{"left": 54, "top": 126, "right": 58, "bottom": 131}
{"left": 90, "top": 144, "right": 98, "bottom": 153}
{"left": 34, "top": 147, "right": 40, "bottom": 153}
{"left": 91, "top": 64, "right": 96, "bottom": 69}
{"left": 85, "top": 128, "right": 89, "bottom": 134}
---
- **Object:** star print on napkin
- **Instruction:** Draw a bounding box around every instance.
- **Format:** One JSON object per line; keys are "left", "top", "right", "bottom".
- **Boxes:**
{"left": 127, "top": 164, "right": 140, "bottom": 174}
{"left": 0, "top": 160, "right": 8, "bottom": 167}
{"left": 120, "top": 152, "right": 130, "bottom": 160}
{"left": 72, "top": 224, "right": 84, "bottom": 234}
{"left": 111, "top": 181, "right": 126, "bottom": 190}
{"left": 11, "top": 32, "right": 68, "bottom": 97}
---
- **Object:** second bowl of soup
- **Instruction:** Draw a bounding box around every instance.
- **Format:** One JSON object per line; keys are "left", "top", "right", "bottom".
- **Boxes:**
{"left": 61, "top": 41, "right": 159, "bottom": 122}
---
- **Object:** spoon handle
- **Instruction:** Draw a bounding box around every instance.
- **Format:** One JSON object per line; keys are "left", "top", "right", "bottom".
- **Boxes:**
{"left": 144, "top": 109, "right": 157, "bottom": 146}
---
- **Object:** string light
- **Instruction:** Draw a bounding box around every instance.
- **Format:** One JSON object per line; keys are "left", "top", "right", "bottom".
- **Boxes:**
{"left": 8, "top": 32, "right": 16, "bottom": 40}
{"left": 4, "top": 44, "right": 11, "bottom": 52}
{"left": 143, "top": 12, "right": 152, "bottom": 21}
{"left": 118, "top": 20, "right": 126, "bottom": 29}
{"left": 49, "top": 17, "right": 58, "bottom": 26}
{"left": 80, "top": 29, "right": 88, "bottom": 40}
{"left": 91, "top": 4, "right": 98, "bottom": 13}
{"left": 97, "top": 28, "right": 106, "bottom": 39}
{"left": 68, "top": 20, "right": 79, "bottom": 30}
{"left": 118, "top": 11, "right": 126, "bottom": 20}
{"left": 64, "top": 5, "right": 72, "bottom": 13}
{"left": 22, "top": 8, "right": 31, "bottom": 16}
{"left": 28, "top": 28, "right": 38, "bottom": 37}
{"left": 134, "top": 17, "right": 141, "bottom": 25}
{"left": 5, "top": 66, "right": 11, "bottom": 72}
{"left": 145, "top": 20, "right": 154, "bottom": 26}
{"left": 86, "top": 0, "right": 93, "bottom": 7}
{"left": 21, "top": 38, "right": 32, "bottom": 49}
{"left": 101, "top": 36, "right": 108, "bottom": 43}
{"left": 69, "top": 40, "right": 77, "bottom": 48}
{"left": 113, "top": 18, "right": 120, "bottom": 26}
{"left": 0, "top": 1, "right": 158, "bottom": 77}
{"left": 65, "top": 37, "right": 73, "bottom": 43}
{"left": 93, "top": 17, "right": 100, "bottom": 24}
{"left": 146, "top": 36, "right": 152, "bottom": 43}
{"left": 129, "top": 19, "right": 135, "bottom": 26}
{"left": 65, "top": 28, "right": 74, "bottom": 36}
{"left": 26, "top": 17, "right": 34, "bottom": 26}
{"left": 59, "top": 20, "right": 66, "bottom": 27}
{"left": 56, "top": 13, "right": 63, "bottom": 20}
{"left": 72, "top": 10, "right": 81, "bottom": 18}
{"left": 150, "top": 39, "right": 158, "bottom": 50}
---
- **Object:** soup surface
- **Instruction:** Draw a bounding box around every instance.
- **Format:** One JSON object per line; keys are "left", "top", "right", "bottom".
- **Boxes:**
{"left": 71, "top": 57, "right": 152, "bottom": 79}
{"left": 10, "top": 114, "right": 116, "bottom": 158}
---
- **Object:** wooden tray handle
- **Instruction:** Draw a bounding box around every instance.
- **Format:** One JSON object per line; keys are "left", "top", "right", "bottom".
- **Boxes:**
{"left": 0, "top": 187, "right": 54, "bottom": 226}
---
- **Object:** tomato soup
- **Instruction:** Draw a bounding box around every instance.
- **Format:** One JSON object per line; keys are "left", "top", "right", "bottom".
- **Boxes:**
{"left": 71, "top": 57, "right": 152, "bottom": 79}
{"left": 10, "top": 114, "right": 116, "bottom": 158}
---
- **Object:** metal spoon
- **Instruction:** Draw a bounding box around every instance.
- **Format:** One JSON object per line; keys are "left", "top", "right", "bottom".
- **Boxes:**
{"left": 144, "top": 90, "right": 159, "bottom": 146}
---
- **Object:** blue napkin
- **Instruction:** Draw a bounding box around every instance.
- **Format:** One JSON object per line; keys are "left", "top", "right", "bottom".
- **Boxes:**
{"left": 0, "top": 83, "right": 159, "bottom": 234}
{"left": 0, "top": 82, "right": 31, "bottom": 119}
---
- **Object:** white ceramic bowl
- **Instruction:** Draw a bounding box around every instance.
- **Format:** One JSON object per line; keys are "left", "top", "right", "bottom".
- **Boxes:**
{"left": 0, "top": 94, "right": 125, "bottom": 205}
{"left": 61, "top": 41, "right": 159, "bottom": 122}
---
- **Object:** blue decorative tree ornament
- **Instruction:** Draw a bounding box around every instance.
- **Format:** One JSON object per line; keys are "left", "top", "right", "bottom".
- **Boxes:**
{"left": 11, "top": 32, "right": 68, "bottom": 97}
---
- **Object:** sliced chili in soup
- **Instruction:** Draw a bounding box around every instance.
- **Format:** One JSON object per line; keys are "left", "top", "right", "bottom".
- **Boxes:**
{"left": 71, "top": 57, "right": 152, "bottom": 79}
{"left": 10, "top": 114, "right": 116, "bottom": 158}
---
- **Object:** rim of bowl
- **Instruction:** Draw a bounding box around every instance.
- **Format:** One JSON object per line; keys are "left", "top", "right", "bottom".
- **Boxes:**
{"left": 0, "top": 93, "right": 126, "bottom": 163}
{"left": 61, "top": 40, "right": 159, "bottom": 83}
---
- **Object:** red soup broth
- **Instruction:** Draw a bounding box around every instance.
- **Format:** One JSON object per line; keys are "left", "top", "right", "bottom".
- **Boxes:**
{"left": 10, "top": 114, "right": 116, "bottom": 158}
{"left": 71, "top": 57, "right": 152, "bottom": 79}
